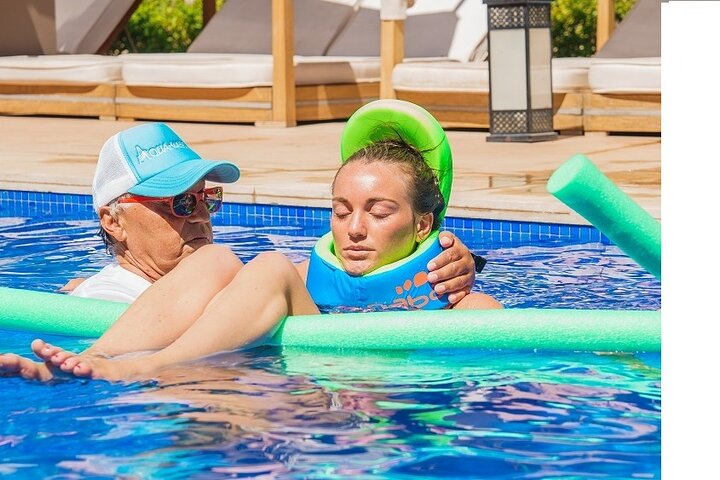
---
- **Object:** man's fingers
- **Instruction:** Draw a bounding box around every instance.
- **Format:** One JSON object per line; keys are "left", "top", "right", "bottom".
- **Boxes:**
{"left": 438, "top": 231, "right": 455, "bottom": 248}
{"left": 428, "top": 259, "right": 473, "bottom": 283}
{"left": 434, "top": 276, "right": 473, "bottom": 296}
{"left": 428, "top": 266, "right": 475, "bottom": 295}
{"left": 427, "top": 249, "right": 462, "bottom": 272}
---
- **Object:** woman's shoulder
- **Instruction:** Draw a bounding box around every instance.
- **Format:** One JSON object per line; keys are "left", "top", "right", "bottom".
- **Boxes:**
{"left": 451, "top": 292, "right": 504, "bottom": 310}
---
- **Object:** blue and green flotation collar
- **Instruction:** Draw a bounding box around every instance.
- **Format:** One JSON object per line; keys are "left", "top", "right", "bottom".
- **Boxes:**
{"left": 306, "top": 100, "right": 454, "bottom": 311}
{"left": 306, "top": 230, "right": 449, "bottom": 311}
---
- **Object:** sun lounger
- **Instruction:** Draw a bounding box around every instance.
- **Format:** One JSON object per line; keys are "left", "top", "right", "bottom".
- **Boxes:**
{"left": 584, "top": 57, "right": 660, "bottom": 133}
{"left": 391, "top": 0, "right": 660, "bottom": 134}
{"left": 583, "top": 0, "right": 661, "bottom": 133}
{"left": 115, "top": 53, "right": 380, "bottom": 124}
{"left": 115, "top": 0, "right": 487, "bottom": 126}
{"left": 0, "top": 54, "right": 120, "bottom": 119}
{"left": 0, "top": 0, "right": 138, "bottom": 119}
{"left": 392, "top": 57, "right": 590, "bottom": 131}
{"left": 113, "top": 0, "right": 379, "bottom": 125}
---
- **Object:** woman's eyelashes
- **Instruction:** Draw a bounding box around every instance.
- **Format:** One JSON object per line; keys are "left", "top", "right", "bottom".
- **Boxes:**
{"left": 332, "top": 201, "right": 396, "bottom": 220}
{"left": 369, "top": 211, "right": 391, "bottom": 220}
{"left": 368, "top": 203, "right": 396, "bottom": 219}
{"left": 332, "top": 205, "right": 350, "bottom": 219}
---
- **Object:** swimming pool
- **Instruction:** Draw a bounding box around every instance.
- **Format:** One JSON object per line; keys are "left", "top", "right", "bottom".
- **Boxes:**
{"left": 0, "top": 190, "right": 661, "bottom": 479}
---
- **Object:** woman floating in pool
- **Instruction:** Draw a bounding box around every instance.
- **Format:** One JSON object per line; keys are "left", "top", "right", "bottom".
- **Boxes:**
{"left": 1, "top": 100, "right": 502, "bottom": 381}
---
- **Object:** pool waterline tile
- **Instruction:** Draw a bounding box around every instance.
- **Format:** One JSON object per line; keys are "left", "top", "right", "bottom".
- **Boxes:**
{"left": 0, "top": 189, "right": 612, "bottom": 245}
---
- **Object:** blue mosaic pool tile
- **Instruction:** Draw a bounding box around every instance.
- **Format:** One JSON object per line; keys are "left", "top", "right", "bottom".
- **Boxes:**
{"left": 0, "top": 189, "right": 620, "bottom": 245}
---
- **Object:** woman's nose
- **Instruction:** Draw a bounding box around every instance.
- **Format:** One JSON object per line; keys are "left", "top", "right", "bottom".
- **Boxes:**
{"left": 348, "top": 212, "right": 366, "bottom": 238}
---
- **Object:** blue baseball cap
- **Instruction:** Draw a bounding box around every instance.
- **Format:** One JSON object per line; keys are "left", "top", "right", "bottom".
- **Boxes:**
{"left": 92, "top": 122, "right": 240, "bottom": 212}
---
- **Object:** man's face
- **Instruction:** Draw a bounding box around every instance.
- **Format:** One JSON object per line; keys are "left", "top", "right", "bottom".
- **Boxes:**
{"left": 113, "top": 180, "right": 214, "bottom": 280}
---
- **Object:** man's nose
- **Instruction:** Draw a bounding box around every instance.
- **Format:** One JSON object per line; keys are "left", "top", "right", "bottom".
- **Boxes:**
{"left": 187, "top": 199, "right": 211, "bottom": 223}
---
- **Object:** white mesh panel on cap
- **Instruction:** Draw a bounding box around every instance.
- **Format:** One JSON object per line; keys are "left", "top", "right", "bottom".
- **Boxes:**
{"left": 92, "top": 134, "right": 139, "bottom": 212}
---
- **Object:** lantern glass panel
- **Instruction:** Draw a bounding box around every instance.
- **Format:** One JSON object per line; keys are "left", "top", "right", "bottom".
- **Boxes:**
{"left": 529, "top": 27, "right": 552, "bottom": 109}
{"left": 489, "top": 28, "right": 527, "bottom": 111}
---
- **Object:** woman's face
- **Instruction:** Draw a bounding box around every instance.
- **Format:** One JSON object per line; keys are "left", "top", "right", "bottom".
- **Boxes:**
{"left": 331, "top": 161, "right": 431, "bottom": 276}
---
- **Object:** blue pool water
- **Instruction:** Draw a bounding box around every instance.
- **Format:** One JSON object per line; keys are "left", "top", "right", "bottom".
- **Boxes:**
{"left": 0, "top": 194, "right": 661, "bottom": 479}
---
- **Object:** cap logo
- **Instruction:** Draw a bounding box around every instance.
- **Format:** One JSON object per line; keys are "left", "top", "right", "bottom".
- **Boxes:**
{"left": 135, "top": 140, "right": 188, "bottom": 164}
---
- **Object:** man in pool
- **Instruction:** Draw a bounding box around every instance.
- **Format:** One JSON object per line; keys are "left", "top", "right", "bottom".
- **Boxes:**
{"left": 60, "top": 122, "right": 241, "bottom": 303}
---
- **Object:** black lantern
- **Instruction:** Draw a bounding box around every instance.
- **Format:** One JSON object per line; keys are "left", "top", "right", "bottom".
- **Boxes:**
{"left": 486, "top": 0, "right": 558, "bottom": 142}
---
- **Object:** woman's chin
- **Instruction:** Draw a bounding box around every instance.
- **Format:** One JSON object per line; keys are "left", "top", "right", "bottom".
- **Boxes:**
{"left": 341, "top": 260, "right": 376, "bottom": 277}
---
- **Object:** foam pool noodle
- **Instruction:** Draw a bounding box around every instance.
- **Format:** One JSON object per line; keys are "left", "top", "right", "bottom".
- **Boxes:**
{"left": 547, "top": 154, "right": 661, "bottom": 279}
{"left": 0, "top": 286, "right": 660, "bottom": 352}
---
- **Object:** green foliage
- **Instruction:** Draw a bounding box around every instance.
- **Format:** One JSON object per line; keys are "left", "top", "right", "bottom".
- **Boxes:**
{"left": 552, "top": 0, "right": 636, "bottom": 57}
{"left": 109, "top": 0, "right": 224, "bottom": 54}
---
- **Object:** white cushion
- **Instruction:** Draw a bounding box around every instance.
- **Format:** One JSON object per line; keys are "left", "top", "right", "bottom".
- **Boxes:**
{"left": 393, "top": 57, "right": 590, "bottom": 93}
{"left": 0, "top": 54, "right": 121, "bottom": 84}
{"left": 552, "top": 57, "right": 592, "bottom": 92}
{"left": 393, "top": 60, "right": 488, "bottom": 92}
{"left": 588, "top": 57, "right": 661, "bottom": 94}
{"left": 295, "top": 56, "right": 380, "bottom": 85}
{"left": 120, "top": 53, "right": 380, "bottom": 88}
{"left": 121, "top": 53, "right": 273, "bottom": 88}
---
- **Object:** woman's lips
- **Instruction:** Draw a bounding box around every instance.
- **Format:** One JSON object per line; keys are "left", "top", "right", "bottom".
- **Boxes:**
{"left": 343, "top": 246, "right": 372, "bottom": 259}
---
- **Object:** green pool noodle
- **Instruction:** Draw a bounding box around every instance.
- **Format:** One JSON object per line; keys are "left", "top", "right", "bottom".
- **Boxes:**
{"left": 0, "top": 287, "right": 128, "bottom": 337}
{"left": 0, "top": 286, "right": 660, "bottom": 352}
{"left": 547, "top": 154, "right": 661, "bottom": 279}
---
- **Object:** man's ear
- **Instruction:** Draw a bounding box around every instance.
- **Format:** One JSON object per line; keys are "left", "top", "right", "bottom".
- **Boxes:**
{"left": 99, "top": 206, "right": 127, "bottom": 243}
{"left": 415, "top": 212, "right": 434, "bottom": 243}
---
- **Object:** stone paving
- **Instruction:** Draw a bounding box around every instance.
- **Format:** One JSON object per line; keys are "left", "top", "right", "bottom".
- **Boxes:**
{"left": 0, "top": 115, "right": 660, "bottom": 225}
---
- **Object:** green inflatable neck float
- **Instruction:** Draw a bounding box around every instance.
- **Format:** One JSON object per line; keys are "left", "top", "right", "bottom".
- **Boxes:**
{"left": 340, "top": 99, "right": 453, "bottom": 223}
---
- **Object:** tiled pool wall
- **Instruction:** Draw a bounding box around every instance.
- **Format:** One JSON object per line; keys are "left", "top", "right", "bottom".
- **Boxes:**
{"left": 0, "top": 189, "right": 612, "bottom": 244}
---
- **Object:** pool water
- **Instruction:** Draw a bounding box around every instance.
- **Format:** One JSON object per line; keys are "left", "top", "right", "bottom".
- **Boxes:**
{"left": 0, "top": 209, "right": 661, "bottom": 479}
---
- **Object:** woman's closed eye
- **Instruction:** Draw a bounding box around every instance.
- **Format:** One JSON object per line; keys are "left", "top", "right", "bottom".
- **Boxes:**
{"left": 368, "top": 204, "right": 396, "bottom": 219}
{"left": 332, "top": 204, "right": 351, "bottom": 219}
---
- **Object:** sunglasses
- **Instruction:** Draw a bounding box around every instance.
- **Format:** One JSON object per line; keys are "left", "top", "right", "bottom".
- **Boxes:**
{"left": 118, "top": 186, "right": 223, "bottom": 218}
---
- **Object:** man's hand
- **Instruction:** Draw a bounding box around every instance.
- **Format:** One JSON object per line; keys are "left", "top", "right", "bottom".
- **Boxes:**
{"left": 426, "top": 231, "right": 476, "bottom": 304}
